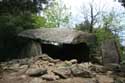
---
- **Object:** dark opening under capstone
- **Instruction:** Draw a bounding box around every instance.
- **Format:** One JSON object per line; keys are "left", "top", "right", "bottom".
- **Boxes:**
{"left": 41, "top": 43, "right": 90, "bottom": 62}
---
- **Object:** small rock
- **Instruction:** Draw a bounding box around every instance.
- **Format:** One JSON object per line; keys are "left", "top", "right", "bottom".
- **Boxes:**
{"left": 20, "top": 75, "right": 27, "bottom": 79}
{"left": 63, "top": 61, "right": 72, "bottom": 67}
{"left": 9, "top": 63, "right": 20, "bottom": 69}
{"left": 79, "top": 62, "right": 93, "bottom": 69}
{"left": 29, "top": 78, "right": 44, "bottom": 83}
{"left": 114, "top": 78, "right": 125, "bottom": 83}
{"left": 40, "top": 54, "right": 54, "bottom": 61}
{"left": 105, "top": 63, "right": 120, "bottom": 72}
{"left": 71, "top": 64, "right": 94, "bottom": 78}
{"left": 20, "top": 65, "right": 29, "bottom": 69}
{"left": 50, "top": 59, "right": 61, "bottom": 63}
{"left": 89, "top": 64, "right": 107, "bottom": 73}
{"left": 106, "top": 71, "right": 113, "bottom": 76}
{"left": 117, "top": 72, "right": 125, "bottom": 77}
{"left": 48, "top": 63, "right": 55, "bottom": 66}
{"left": 70, "top": 59, "right": 77, "bottom": 64}
{"left": 96, "top": 75, "right": 114, "bottom": 83}
{"left": 26, "top": 68, "right": 47, "bottom": 76}
{"left": 42, "top": 74, "right": 60, "bottom": 81}
{"left": 120, "top": 64, "right": 125, "bottom": 72}
{"left": 53, "top": 67, "right": 71, "bottom": 79}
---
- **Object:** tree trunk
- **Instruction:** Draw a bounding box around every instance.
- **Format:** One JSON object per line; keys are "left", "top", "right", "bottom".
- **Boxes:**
{"left": 90, "top": 4, "right": 94, "bottom": 33}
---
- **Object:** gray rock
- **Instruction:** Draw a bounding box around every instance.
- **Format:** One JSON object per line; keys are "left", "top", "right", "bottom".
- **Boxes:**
{"left": 71, "top": 64, "right": 94, "bottom": 78}
{"left": 96, "top": 75, "right": 114, "bottom": 83}
{"left": 40, "top": 54, "right": 54, "bottom": 61}
{"left": 120, "top": 64, "right": 125, "bottom": 72}
{"left": 105, "top": 63, "right": 120, "bottom": 72}
{"left": 18, "top": 28, "right": 96, "bottom": 44}
{"left": 114, "top": 78, "right": 125, "bottom": 83}
{"left": 9, "top": 63, "right": 20, "bottom": 70}
{"left": 70, "top": 59, "right": 77, "bottom": 64}
{"left": 29, "top": 78, "right": 44, "bottom": 83}
{"left": 19, "top": 65, "right": 29, "bottom": 69}
{"left": 26, "top": 68, "right": 47, "bottom": 76}
{"left": 48, "top": 63, "right": 55, "bottom": 66}
{"left": 101, "top": 39, "right": 120, "bottom": 65}
{"left": 20, "top": 41, "right": 42, "bottom": 57}
{"left": 89, "top": 64, "right": 107, "bottom": 73}
{"left": 53, "top": 67, "right": 72, "bottom": 79}
{"left": 42, "top": 74, "right": 60, "bottom": 81}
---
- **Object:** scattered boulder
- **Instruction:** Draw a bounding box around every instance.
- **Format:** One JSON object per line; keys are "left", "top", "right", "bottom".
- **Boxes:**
{"left": 106, "top": 71, "right": 113, "bottom": 76}
{"left": 38, "top": 54, "right": 54, "bottom": 62}
{"left": 70, "top": 59, "right": 77, "bottom": 64}
{"left": 36, "top": 54, "right": 61, "bottom": 64}
{"left": 89, "top": 64, "right": 107, "bottom": 73}
{"left": 79, "top": 62, "right": 93, "bottom": 69}
{"left": 114, "top": 77, "right": 125, "bottom": 83}
{"left": 120, "top": 64, "right": 125, "bottom": 72}
{"left": 53, "top": 67, "right": 72, "bottom": 79}
{"left": 96, "top": 75, "right": 114, "bottom": 83}
{"left": 71, "top": 64, "right": 94, "bottom": 78}
{"left": 104, "top": 63, "right": 121, "bottom": 72}
{"left": 9, "top": 63, "right": 20, "bottom": 70}
{"left": 26, "top": 68, "right": 47, "bottom": 76}
{"left": 19, "top": 65, "right": 29, "bottom": 69}
{"left": 48, "top": 63, "right": 55, "bottom": 66}
{"left": 42, "top": 74, "right": 60, "bottom": 81}
{"left": 29, "top": 78, "right": 44, "bottom": 83}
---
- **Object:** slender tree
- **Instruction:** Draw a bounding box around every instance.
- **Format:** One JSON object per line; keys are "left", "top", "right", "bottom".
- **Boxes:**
{"left": 80, "top": 0, "right": 104, "bottom": 33}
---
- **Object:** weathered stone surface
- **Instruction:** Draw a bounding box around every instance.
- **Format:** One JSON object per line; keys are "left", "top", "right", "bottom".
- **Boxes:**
{"left": 9, "top": 63, "right": 20, "bottom": 70}
{"left": 114, "top": 78, "right": 125, "bottom": 83}
{"left": 71, "top": 64, "right": 94, "bottom": 78}
{"left": 89, "top": 64, "right": 107, "bottom": 73}
{"left": 42, "top": 74, "right": 60, "bottom": 81}
{"left": 120, "top": 64, "right": 125, "bottom": 72}
{"left": 19, "top": 65, "right": 29, "bottom": 69}
{"left": 26, "top": 68, "right": 47, "bottom": 76}
{"left": 29, "top": 78, "right": 44, "bottom": 83}
{"left": 38, "top": 54, "right": 55, "bottom": 62}
{"left": 70, "top": 59, "right": 77, "bottom": 64}
{"left": 18, "top": 28, "right": 96, "bottom": 44}
{"left": 101, "top": 40, "right": 120, "bottom": 65}
{"left": 105, "top": 63, "right": 120, "bottom": 72}
{"left": 53, "top": 67, "right": 72, "bottom": 79}
{"left": 20, "top": 41, "right": 42, "bottom": 57}
{"left": 96, "top": 75, "right": 114, "bottom": 83}
{"left": 18, "top": 28, "right": 93, "bottom": 62}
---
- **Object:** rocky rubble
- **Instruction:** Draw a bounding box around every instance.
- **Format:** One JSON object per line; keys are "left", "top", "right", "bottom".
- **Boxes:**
{"left": 26, "top": 68, "right": 47, "bottom": 76}
{"left": 0, "top": 54, "right": 125, "bottom": 83}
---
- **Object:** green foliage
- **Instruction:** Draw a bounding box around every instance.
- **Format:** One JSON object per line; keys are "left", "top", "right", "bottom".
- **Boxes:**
{"left": 0, "top": 14, "right": 47, "bottom": 40}
{"left": 32, "top": 15, "right": 46, "bottom": 28}
{"left": 75, "top": 20, "right": 91, "bottom": 32}
{"left": 43, "top": 0, "right": 71, "bottom": 28}
{"left": 0, "top": 0, "right": 49, "bottom": 40}
{"left": 0, "top": 0, "right": 48, "bottom": 15}
{"left": 95, "top": 28, "right": 114, "bottom": 44}
{"left": 95, "top": 28, "right": 124, "bottom": 63}
{"left": 0, "top": 0, "right": 49, "bottom": 60}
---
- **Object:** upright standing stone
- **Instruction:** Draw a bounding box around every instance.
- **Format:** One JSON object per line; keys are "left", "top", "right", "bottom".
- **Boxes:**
{"left": 101, "top": 39, "right": 120, "bottom": 65}
{"left": 21, "top": 41, "right": 42, "bottom": 57}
